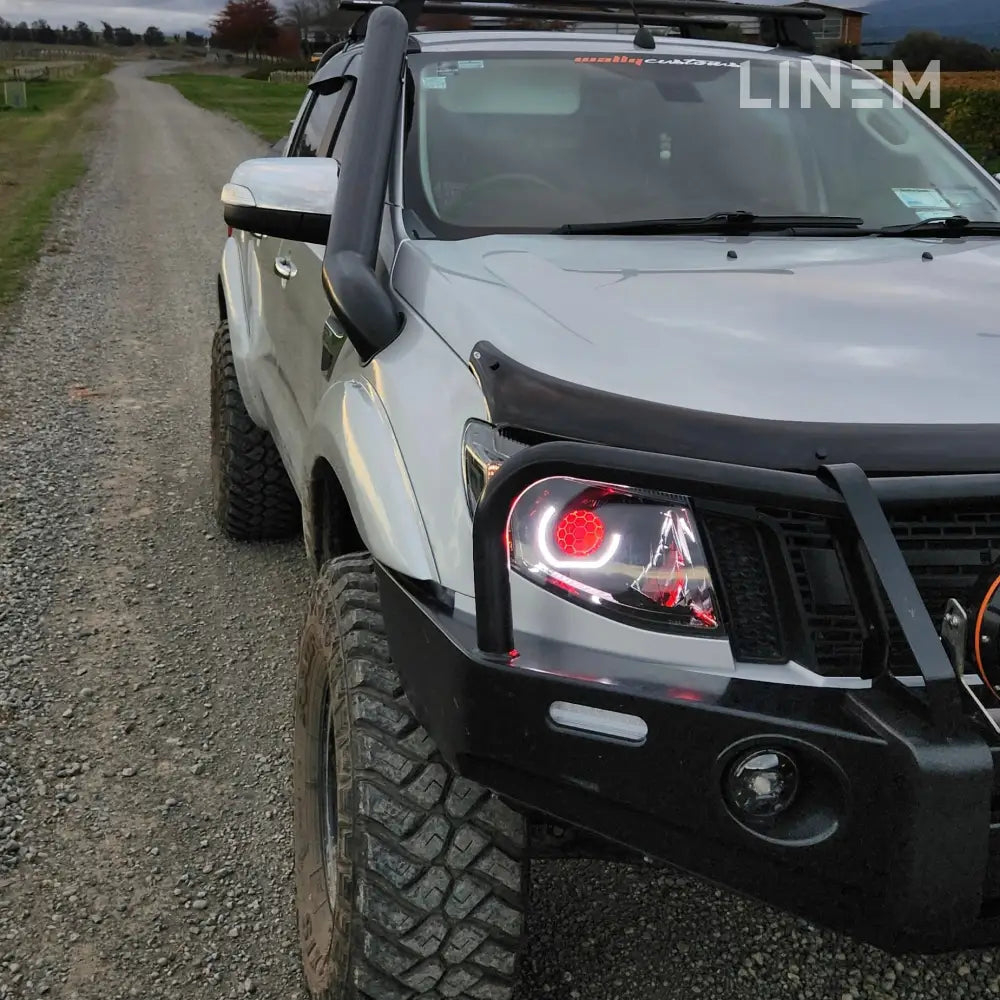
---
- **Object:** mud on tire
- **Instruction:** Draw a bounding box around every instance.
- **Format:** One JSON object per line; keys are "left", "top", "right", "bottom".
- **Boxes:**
{"left": 294, "top": 554, "right": 528, "bottom": 1000}
{"left": 210, "top": 319, "right": 300, "bottom": 541}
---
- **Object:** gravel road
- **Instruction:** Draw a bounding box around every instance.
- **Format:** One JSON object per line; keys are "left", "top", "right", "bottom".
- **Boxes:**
{"left": 1, "top": 59, "right": 999, "bottom": 1000}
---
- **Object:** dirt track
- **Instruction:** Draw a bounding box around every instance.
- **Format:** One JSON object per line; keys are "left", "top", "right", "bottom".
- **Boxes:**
{"left": 1, "top": 59, "right": 997, "bottom": 1000}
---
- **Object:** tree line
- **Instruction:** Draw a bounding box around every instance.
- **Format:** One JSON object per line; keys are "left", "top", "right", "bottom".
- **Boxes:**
{"left": 0, "top": 18, "right": 207, "bottom": 48}
{"left": 888, "top": 31, "right": 1000, "bottom": 72}
{"left": 827, "top": 32, "right": 1000, "bottom": 72}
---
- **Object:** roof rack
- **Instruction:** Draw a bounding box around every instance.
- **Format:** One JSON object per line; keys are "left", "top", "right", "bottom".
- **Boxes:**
{"left": 340, "top": 0, "right": 824, "bottom": 53}
{"left": 346, "top": 0, "right": 723, "bottom": 31}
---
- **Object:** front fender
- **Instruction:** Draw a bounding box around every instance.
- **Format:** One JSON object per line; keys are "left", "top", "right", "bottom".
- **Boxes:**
{"left": 219, "top": 237, "right": 269, "bottom": 428}
{"left": 307, "top": 378, "right": 439, "bottom": 583}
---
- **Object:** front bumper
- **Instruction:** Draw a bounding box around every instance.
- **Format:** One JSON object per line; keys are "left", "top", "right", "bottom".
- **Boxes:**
{"left": 378, "top": 441, "right": 1000, "bottom": 954}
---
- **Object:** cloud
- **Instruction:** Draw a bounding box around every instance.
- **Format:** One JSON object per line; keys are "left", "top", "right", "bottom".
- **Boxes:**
{"left": 0, "top": 0, "right": 222, "bottom": 32}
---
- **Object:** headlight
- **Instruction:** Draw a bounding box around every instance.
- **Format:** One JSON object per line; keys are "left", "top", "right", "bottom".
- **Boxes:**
{"left": 462, "top": 419, "right": 524, "bottom": 515}
{"left": 507, "top": 476, "right": 719, "bottom": 632}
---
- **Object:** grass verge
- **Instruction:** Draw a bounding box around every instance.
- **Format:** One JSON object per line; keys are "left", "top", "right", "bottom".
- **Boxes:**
{"left": 149, "top": 72, "right": 303, "bottom": 142}
{"left": 0, "top": 63, "right": 112, "bottom": 308}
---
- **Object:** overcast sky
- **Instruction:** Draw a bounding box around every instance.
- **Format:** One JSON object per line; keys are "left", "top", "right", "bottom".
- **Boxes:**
{"left": 0, "top": 0, "right": 224, "bottom": 32}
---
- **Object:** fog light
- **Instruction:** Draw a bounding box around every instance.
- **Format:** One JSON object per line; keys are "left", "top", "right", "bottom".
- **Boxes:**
{"left": 725, "top": 749, "right": 799, "bottom": 819}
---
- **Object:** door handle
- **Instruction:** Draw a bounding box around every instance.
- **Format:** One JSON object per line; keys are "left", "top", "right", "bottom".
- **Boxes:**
{"left": 274, "top": 255, "right": 298, "bottom": 280}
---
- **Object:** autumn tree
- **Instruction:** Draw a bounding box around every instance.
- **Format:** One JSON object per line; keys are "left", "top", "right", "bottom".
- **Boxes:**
{"left": 212, "top": 0, "right": 281, "bottom": 59}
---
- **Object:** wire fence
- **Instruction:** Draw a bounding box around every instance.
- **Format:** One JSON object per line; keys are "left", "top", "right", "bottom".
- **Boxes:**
{"left": 1, "top": 61, "right": 92, "bottom": 81}
{"left": 268, "top": 70, "right": 313, "bottom": 83}
{"left": 0, "top": 45, "right": 104, "bottom": 62}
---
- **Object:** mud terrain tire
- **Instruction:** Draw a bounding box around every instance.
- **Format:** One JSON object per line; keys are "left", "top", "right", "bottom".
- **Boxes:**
{"left": 294, "top": 554, "right": 528, "bottom": 999}
{"left": 210, "top": 319, "right": 300, "bottom": 540}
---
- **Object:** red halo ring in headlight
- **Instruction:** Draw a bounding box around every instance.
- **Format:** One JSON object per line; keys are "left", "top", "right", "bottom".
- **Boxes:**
{"left": 554, "top": 509, "right": 605, "bottom": 557}
{"left": 535, "top": 504, "right": 622, "bottom": 570}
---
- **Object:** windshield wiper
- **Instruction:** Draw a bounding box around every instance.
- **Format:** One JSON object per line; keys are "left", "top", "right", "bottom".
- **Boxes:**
{"left": 874, "top": 215, "right": 1000, "bottom": 238}
{"left": 553, "top": 211, "right": 866, "bottom": 236}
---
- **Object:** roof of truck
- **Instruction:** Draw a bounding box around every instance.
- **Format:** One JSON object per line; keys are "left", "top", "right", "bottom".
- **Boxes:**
{"left": 403, "top": 28, "right": 812, "bottom": 60}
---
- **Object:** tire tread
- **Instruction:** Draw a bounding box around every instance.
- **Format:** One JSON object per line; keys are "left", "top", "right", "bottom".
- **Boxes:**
{"left": 210, "top": 319, "right": 300, "bottom": 541}
{"left": 299, "top": 554, "right": 527, "bottom": 1000}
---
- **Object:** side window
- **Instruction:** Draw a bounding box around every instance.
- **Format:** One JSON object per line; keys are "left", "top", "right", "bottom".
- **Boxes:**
{"left": 290, "top": 83, "right": 353, "bottom": 157}
{"left": 329, "top": 87, "right": 360, "bottom": 164}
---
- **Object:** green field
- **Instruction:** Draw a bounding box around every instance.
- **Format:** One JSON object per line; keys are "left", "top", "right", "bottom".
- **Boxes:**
{"left": 150, "top": 73, "right": 304, "bottom": 142}
{"left": 0, "top": 64, "right": 112, "bottom": 308}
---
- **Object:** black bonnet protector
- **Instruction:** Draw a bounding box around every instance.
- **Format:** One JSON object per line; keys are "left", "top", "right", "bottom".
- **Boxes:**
{"left": 468, "top": 341, "right": 1000, "bottom": 475}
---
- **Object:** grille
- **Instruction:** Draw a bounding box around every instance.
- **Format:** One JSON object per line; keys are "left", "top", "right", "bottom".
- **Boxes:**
{"left": 778, "top": 510, "right": 870, "bottom": 675}
{"left": 704, "top": 516, "right": 784, "bottom": 663}
{"left": 710, "top": 503, "right": 1000, "bottom": 675}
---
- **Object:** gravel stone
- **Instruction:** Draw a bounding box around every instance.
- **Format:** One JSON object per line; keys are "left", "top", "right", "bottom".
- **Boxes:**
{"left": 1, "top": 57, "right": 999, "bottom": 1000}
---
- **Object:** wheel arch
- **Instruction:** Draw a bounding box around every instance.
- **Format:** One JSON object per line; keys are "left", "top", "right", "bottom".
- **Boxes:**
{"left": 217, "top": 237, "right": 269, "bottom": 428}
{"left": 304, "top": 456, "right": 363, "bottom": 571}
{"left": 304, "top": 378, "right": 439, "bottom": 583}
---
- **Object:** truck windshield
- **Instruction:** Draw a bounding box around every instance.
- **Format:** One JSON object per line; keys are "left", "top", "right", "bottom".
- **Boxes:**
{"left": 400, "top": 49, "right": 1000, "bottom": 239}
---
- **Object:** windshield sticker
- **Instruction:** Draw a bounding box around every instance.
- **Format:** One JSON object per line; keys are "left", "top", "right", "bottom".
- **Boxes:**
{"left": 892, "top": 188, "right": 952, "bottom": 212}
{"left": 422, "top": 75, "right": 448, "bottom": 90}
{"left": 429, "top": 60, "right": 484, "bottom": 77}
{"left": 915, "top": 209, "right": 953, "bottom": 220}
{"left": 939, "top": 187, "right": 987, "bottom": 209}
{"left": 572, "top": 55, "right": 743, "bottom": 68}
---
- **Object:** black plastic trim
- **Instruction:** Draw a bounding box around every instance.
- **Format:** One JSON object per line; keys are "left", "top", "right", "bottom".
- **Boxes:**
{"left": 403, "top": 1, "right": 724, "bottom": 27}
{"left": 326, "top": 5, "right": 406, "bottom": 270}
{"left": 322, "top": 3, "right": 408, "bottom": 362}
{"left": 698, "top": 505, "right": 793, "bottom": 665}
{"left": 469, "top": 341, "right": 1000, "bottom": 475}
{"left": 375, "top": 562, "right": 998, "bottom": 954}
{"left": 819, "top": 463, "right": 963, "bottom": 734}
{"left": 223, "top": 204, "right": 330, "bottom": 244}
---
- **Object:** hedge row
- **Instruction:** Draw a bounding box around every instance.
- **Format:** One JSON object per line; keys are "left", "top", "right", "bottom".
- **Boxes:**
{"left": 941, "top": 90, "right": 1000, "bottom": 165}
{"left": 892, "top": 85, "right": 1000, "bottom": 171}
{"left": 243, "top": 60, "right": 314, "bottom": 81}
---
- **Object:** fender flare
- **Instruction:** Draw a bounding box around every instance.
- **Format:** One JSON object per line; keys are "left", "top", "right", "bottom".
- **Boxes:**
{"left": 306, "top": 377, "right": 439, "bottom": 583}
{"left": 218, "top": 238, "right": 269, "bottom": 428}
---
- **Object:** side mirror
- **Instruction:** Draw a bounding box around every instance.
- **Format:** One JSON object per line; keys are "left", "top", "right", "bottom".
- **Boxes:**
{"left": 221, "top": 156, "right": 339, "bottom": 244}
